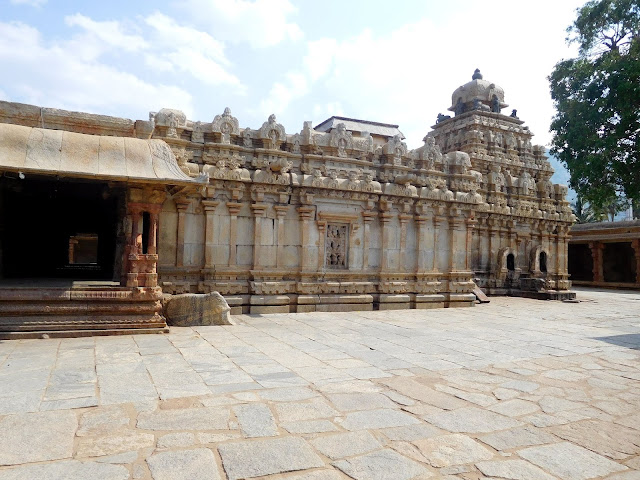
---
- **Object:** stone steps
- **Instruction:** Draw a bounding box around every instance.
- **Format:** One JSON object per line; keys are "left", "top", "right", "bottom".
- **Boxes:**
{"left": 0, "top": 286, "right": 166, "bottom": 337}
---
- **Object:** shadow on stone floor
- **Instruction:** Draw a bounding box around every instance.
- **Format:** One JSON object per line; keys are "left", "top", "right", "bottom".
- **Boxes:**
{"left": 594, "top": 333, "right": 640, "bottom": 349}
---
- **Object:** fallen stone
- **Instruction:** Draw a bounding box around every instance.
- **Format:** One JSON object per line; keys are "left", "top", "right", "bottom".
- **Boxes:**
{"left": 0, "top": 410, "right": 77, "bottom": 466}
{"left": 147, "top": 449, "right": 221, "bottom": 480}
{"left": 476, "top": 459, "right": 556, "bottom": 480}
{"left": 164, "top": 292, "right": 232, "bottom": 326}
{"left": 218, "top": 437, "right": 324, "bottom": 480}
{"left": 519, "top": 442, "right": 627, "bottom": 480}
{"left": 333, "top": 449, "right": 429, "bottom": 480}
{"left": 413, "top": 433, "right": 493, "bottom": 467}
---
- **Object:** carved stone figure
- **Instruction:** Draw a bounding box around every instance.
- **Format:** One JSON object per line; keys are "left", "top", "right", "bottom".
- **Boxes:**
{"left": 491, "top": 95, "right": 501, "bottom": 113}
{"left": 192, "top": 121, "right": 204, "bottom": 143}
{"left": 242, "top": 128, "right": 253, "bottom": 147}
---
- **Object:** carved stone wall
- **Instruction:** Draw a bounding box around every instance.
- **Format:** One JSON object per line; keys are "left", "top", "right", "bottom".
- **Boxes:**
{"left": 0, "top": 71, "right": 575, "bottom": 315}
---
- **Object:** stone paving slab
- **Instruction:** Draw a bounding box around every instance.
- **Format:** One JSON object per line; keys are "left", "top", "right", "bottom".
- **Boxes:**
{"left": 0, "top": 289, "right": 639, "bottom": 479}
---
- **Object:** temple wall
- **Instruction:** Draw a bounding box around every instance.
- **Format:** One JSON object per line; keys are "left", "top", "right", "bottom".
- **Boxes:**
{"left": 0, "top": 69, "right": 576, "bottom": 314}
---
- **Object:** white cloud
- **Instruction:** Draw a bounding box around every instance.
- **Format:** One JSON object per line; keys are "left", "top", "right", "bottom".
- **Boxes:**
{"left": 65, "top": 14, "right": 148, "bottom": 53}
{"left": 0, "top": 21, "right": 194, "bottom": 118}
{"left": 264, "top": 0, "right": 583, "bottom": 148}
{"left": 259, "top": 71, "right": 308, "bottom": 116}
{"left": 9, "top": 0, "right": 46, "bottom": 7}
{"left": 143, "top": 12, "right": 245, "bottom": 91}
{"left": 183, "top": 0, "right": 303, "bottom": 48}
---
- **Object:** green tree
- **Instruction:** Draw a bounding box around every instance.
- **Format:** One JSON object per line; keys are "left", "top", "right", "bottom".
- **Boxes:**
{"left": 571, "top": 195, "right": 602, "bottom": 222}
{"left": 549, "top": 0, "right": 640, "bottom": 212}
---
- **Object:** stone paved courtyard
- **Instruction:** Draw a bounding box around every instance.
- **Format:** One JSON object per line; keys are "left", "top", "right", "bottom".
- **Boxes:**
{"left": 0, "top": 288, "right": 639, "bottom": 480}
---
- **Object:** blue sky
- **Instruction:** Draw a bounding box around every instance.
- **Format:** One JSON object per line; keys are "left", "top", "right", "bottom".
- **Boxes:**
{"left": 2, "top": 0, "right": 586, "bottom": 153}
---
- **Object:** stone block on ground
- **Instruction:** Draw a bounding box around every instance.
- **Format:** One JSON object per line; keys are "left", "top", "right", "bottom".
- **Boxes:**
{"left": 163, "top": 292, "right": 232, "bottom": 326}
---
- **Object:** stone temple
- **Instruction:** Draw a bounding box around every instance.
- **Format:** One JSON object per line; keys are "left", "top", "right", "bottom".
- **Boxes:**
{"left": 0, "top": 70, "right": 574, "bottom": 337}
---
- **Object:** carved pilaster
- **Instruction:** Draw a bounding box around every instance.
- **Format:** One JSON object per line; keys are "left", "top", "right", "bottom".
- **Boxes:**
{"left": 227, "top": 202, "right": 242, "bottom": 267}
{"left": 399, "top": 214, "right": 412, "bottom": 272}
{"left": 380, "top": 212, "right": 394, "bottom": 272}
{"left": 465, "top": 215, "right": 477, "bottom": 271}
{"left": 274, "top": 205, "right": 288, "bottom": 269}
{"left": 415, "top": 215, "right": 429, "bottom": 273}
{"left": 432, "top": 215, "right": 445, "bottom": 272}
{"left": 252, "top": 203, "right": 267, "bottom": 269}
{"left": 362, "top": 211, "right": 376, "bottom": 271}
{"left": 298, "top": 206, "right": 315, "bottom": 273}
{"left": 202, "top": 200, "right": 219, "bottom": 268}
{"left": 589, "top": 241, "right": 604, "bottom": 282}
{"left": 175, "top": 199, "right": 190, "bottom": 267}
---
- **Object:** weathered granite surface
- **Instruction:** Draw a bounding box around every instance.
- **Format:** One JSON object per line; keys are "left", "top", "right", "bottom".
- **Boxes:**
{"left": 0, "top": 289, "right": 638, "bottom": 479}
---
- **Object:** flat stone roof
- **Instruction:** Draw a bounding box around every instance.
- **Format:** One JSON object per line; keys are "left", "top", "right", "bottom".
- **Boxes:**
{"left": 314, "top": 116, "right": 405, "bottom": 139}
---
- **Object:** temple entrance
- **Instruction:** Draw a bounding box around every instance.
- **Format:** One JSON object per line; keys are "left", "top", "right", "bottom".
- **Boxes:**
{"left": 568, "top": 243, "right": 593, "bottom": 281}
{"left": 603, "top": 242, "right": 636, "bottom": 283}
{"left": 0, "top": 175, "right": 125, "bottom": 282}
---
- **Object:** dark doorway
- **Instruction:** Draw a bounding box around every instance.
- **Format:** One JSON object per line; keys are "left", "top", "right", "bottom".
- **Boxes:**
{"left": 539, "top": 251, "right": 547, "bottom": 273}
{"left": 603, "top": 242, "right": 636, "bottom": 283}
{"left": 506, "top": 253, "right": 515, "bottom": 271}
{"left": 568, "top": 243, "right": 593, "bottom": 281}
{"left": 0, "top": 175, "right": 124, "bottom": 280}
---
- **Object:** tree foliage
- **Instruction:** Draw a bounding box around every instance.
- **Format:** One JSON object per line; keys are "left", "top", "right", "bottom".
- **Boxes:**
{"left": 549, "top": 0, "right": 640, "bottom": 211}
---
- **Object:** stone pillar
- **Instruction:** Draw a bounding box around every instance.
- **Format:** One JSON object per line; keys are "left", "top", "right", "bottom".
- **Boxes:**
{"left": 227, "top": 202, "right": 242, "bottom": 267}
{"left": 449, "top": 216, "right": 466, "bottom": 272}
{"left": 487, "top": 217, "right": 496, "bottom": 273}
{"left": 362, "top": 211, "right": 376, "bottom": 271}
{"left": 432, "top": 215, "right": 444, "bottom": 272}
{"left": 252, "top": 203, "right": 267, "bottom": 269}
{"left": 589, "top": 241, "right": 604, "bottom": 282}
{"left": 202, "top": 200, "right": 219, "bottom": 268}
{"left": 274, "top": 205, "right": 288, "bottom": 269}
{"left": 130, "top": 209, "right": 142, "bottom": 255}
{"left": 632, "top": 239, "right": 640, "bottom": 285}
{"left": 465, "top": 216, "right": 477, "bottom": 271}
{"left": 298, "top": 206, "right": 315, "bottom": 273}
{"left": 415, "top": 215, "right": 429, "bottom": 273}
{"left": 148, "top": 212, "right": 159, "bottom": 255}
{"left": 398, "top": 214, "right": 411, "bottom": 272}
{"left": 317, "top": 221, "right": 327, "bottom": 271}
{"left": 516, "top": 233, "right": 528, "bottom": 272}
{"left": 348, "top": 223, "right": 359, "bottom": 271}
{"left": 175, "top": 200, "right": 190, "bottom": 267}
{"left": 380, "top": 212, "right": 394, "bottom": 272}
